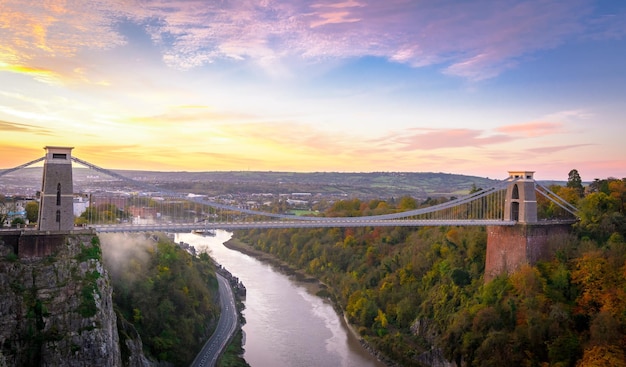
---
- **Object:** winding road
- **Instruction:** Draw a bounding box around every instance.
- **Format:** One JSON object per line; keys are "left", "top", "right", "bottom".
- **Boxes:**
{"left": 190, "top": 273, "right": 238, "bottom": 367}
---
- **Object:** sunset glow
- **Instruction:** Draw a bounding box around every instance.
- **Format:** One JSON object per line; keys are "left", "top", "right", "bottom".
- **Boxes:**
{"left": 1, "top": 0, "right": 625, "bottom": 180}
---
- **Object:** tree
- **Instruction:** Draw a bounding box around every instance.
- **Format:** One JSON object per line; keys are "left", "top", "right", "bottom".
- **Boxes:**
{"left": 469, "top": 183, "right": 482, "bottom": 194}
{"left": 577, "top": 345, "right": 626, "bottom": 367}
{"left": 576, "top": 192, "right": 622, "bottom": 241}
{"left": 398, "top": 196, "right": 417, "bottom": 210}
{"left": 0, "top": 194, "right": 6, "bottom": 227}
{"left": 608, "top": 179, "right": 626, "bottom": 213}
{"left": 567, "top": 169, "right": 584, "bottom": 196}
{"left": 25, "top": 201, "right": 39, "bottom": 223}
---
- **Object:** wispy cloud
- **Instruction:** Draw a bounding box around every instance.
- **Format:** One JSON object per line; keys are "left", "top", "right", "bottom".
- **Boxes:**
{"left": 1, "top": 0, "right": 619, "bottom": 81}
{"left": 496, "top": 121, "right": 565, "bottom": 137}
{"left": 0, "top": 63, "right": 61, "bottom": 84}
{"left": 381, "top": 128, "right": 513, "bottom": 151}
{"left": 309, "top": 1, "right": 364, "bottom": 28}
{"left": 0, "top": 0, "right": 125, "bottom": 85}
{"left": 0, "top": 119, "right": 53, "bottom": 134}
{"left": 526, "top": 144, "right": 592, "bottom": 155}
{"left": 218, "top": 121, "right": 353, "bottom": 155}
{"left": 129, "top": 107, "right": 258, "bottom": 126}
{"left": 542, "top": 109, "right": 593, "bottom": 121}
{"left": 0, "top": 119, "right": 35, "bottom": 132}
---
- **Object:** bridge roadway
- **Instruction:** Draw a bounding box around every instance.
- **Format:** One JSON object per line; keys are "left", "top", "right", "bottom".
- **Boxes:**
{"left": 91, "top": 219, "right": 516, "bottom": 232}
{"left": 190, "top": 273, "right": 238, "bottom": 367}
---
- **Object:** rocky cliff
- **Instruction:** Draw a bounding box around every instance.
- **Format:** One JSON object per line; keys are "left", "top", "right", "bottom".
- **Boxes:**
{"left": 0, "top": 233, "right": 147, "bottom": 366}
{"left": 411, "top": 319, "right": 456, "bottom": 367}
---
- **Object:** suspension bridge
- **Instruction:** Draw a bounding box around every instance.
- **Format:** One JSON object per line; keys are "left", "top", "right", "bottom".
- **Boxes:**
{"left": 0, "top": 147, "right": 584, "bottom": 367}
{"left": 0, "top": 147, "right": 579, "bottom": 234}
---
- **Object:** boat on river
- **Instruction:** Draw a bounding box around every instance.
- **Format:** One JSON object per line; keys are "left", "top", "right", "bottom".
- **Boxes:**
{"left": 192, "top": 229, "right": 216, "bottom": 236}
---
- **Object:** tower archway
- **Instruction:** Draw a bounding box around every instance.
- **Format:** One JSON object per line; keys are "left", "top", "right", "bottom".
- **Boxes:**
{"left": 503, "top": 171, "right": 537, "bottom": 223}
{"left": 512, "top": 184, "right": 519, "bottom": 199}
{"left": 511, "top": 202, "right": 519, "bottom": 221}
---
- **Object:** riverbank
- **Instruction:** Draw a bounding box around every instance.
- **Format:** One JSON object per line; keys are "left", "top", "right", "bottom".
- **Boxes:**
{"left": 223, "top": 236, "right": 398, "bottom": 367}
{"left": 223, "top": 237, "right": 327, "bottom": 295}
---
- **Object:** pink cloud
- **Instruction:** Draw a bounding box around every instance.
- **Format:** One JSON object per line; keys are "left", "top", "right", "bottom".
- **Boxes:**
{"left": 309, "top": 1, "right": 364, "bottom": 28}
{"left": 386, "top": 128, "right": 513, "bottom": 151}
{"left": 526, "top": 144, "right": 592, "bottom": 154}
{"left": 309, "top": 11, "right": 361, "bottom": 28}
{"left": 220, "top": 121, "right": 353, "bottom": 155}
{"left": 0, "top": 0, "right": 610, "bottom": 80}
{"left": 0, "top": 0, "right": 126, "bottom": 58}
{"left": 311, "top": 1, "right": 365, "bottom": 9}
{"left": 496, "top": 121, "right": 565, "bottom": 137}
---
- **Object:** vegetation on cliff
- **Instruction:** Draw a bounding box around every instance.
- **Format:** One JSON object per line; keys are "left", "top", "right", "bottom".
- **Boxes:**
{"left": 234, "top": 176, "right": 626, "bottom": 366}
{"left": 101, "top": 233, "right": 220, "bottom": 366}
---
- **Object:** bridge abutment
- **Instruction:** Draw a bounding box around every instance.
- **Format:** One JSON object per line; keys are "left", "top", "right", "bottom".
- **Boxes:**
{"left": 485, "top": 223, "right": 571, "bottom": 281}
{"left": 485, "top": 170, "right": 573, "bottom": 281}
{"left": 1, "top": 229, "right": 96, "bottom": 259}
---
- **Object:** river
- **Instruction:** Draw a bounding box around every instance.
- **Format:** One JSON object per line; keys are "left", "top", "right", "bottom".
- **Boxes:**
{"left": 177, "top": 231, "right": 387, "bottom": 367}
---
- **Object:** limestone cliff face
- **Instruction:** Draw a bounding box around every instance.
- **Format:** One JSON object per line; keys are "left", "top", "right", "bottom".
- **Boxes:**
{"left": 117, "top": 312, "right": 154, "bottom": 367}
{"left": 0, "top": 233, "right": 123, "bottom": 366}
{"left": 411, "top": 319, "right": 457, "bottom": 367}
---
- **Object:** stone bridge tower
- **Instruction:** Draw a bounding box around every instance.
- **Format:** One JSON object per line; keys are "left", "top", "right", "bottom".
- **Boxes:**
{"left": 38, "top": 146, "right": 74, "bottom": 231}
{"left": 485, "top": 171, "right": 570, "bottom": 281}
{"left": 503, "top": 171, "right": 537, "bottom": 223}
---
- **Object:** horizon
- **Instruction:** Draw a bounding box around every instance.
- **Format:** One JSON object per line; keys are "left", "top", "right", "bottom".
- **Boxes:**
{"left": 4, "top": 162, "right": 601, "bottom": 183}
{"left": 1, "top": 1, "right": 625, "bottom": 182}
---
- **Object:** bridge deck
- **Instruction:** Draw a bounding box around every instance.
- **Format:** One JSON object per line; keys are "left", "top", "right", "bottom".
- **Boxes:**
{"left": 89, "top": 219, "right": 517, "bottom": 232}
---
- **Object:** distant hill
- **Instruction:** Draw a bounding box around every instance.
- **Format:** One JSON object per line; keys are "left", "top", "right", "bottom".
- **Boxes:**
{"left": 1, "top": 167, "right": 500, "bottom": 199}
{"left": 150, "top": 171, "right": 568, "bottom": 199}
{"left": 154, "top": 171, "right": 498, "bottom": 199}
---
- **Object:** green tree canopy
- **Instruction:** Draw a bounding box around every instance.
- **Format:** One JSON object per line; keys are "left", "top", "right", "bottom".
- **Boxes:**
{"left": 567, "top": 169, "right": 584, "bottom": 196}
{"left": 25, "top": 201, "right": 39, "bottom": 223}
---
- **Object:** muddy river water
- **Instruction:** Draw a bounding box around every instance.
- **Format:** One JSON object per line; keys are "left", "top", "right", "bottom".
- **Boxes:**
{"left": 177, "top": 231, "right": 386, "bottom": 367}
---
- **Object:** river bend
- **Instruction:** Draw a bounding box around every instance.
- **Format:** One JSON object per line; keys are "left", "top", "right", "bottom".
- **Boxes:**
{"left": 177, "top": 231, "right": 385, "bottom": 367}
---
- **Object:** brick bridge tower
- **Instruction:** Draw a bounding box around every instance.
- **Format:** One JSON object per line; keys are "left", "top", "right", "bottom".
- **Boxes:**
{"left": 485, "top": 171, "right": 570, "bottom": 281}
{"left": 38, "top": 146, "right": 74, "bottom": 231}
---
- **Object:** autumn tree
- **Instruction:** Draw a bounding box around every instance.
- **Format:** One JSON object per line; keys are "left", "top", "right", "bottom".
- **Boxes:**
{"left": 233, "top": 178, "right": 626, "bottom": 367}
{"left": 576, "top": 192, "right": 623, "bottom": 241}
{"left": 568, "top": 169, "right": 584, "bottom": 196}
{"left": 25, "top": 201, "right": 39, "bottom": 223}
{"left": 608, "top": 179, "right": 626, "bottom": 213}
{"left": 397, "top": 196, "right": 417, "bottom": 210}
{"left": 577, "top": 345, "right": 626, "bottom": 367}
{"left": 103, "top": 234, "right": 220, "bottom": 365}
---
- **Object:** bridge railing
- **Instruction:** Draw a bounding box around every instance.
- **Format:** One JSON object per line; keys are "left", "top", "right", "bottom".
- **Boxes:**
{"left": 68, "top": 156, "right": 516, "bottom": 225}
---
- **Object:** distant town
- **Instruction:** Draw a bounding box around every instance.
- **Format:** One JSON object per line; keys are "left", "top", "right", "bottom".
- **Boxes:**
{"left": 1, "top": 167, "right": 499, "bottom": 227}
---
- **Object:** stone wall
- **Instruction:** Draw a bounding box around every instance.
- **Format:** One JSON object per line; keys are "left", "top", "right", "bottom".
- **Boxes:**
{"left": 38, "top": 160, "right": 75, "bottom": 231}
{"left": 0, "top": 229, "right": 96, "bottom": 259}
{"left": 485, "top": 223, "right": 571, "bottom": 281}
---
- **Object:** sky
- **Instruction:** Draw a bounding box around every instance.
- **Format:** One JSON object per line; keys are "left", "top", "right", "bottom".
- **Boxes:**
{"left": 0, "top": 0, "right": 625, "bottom": 181}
